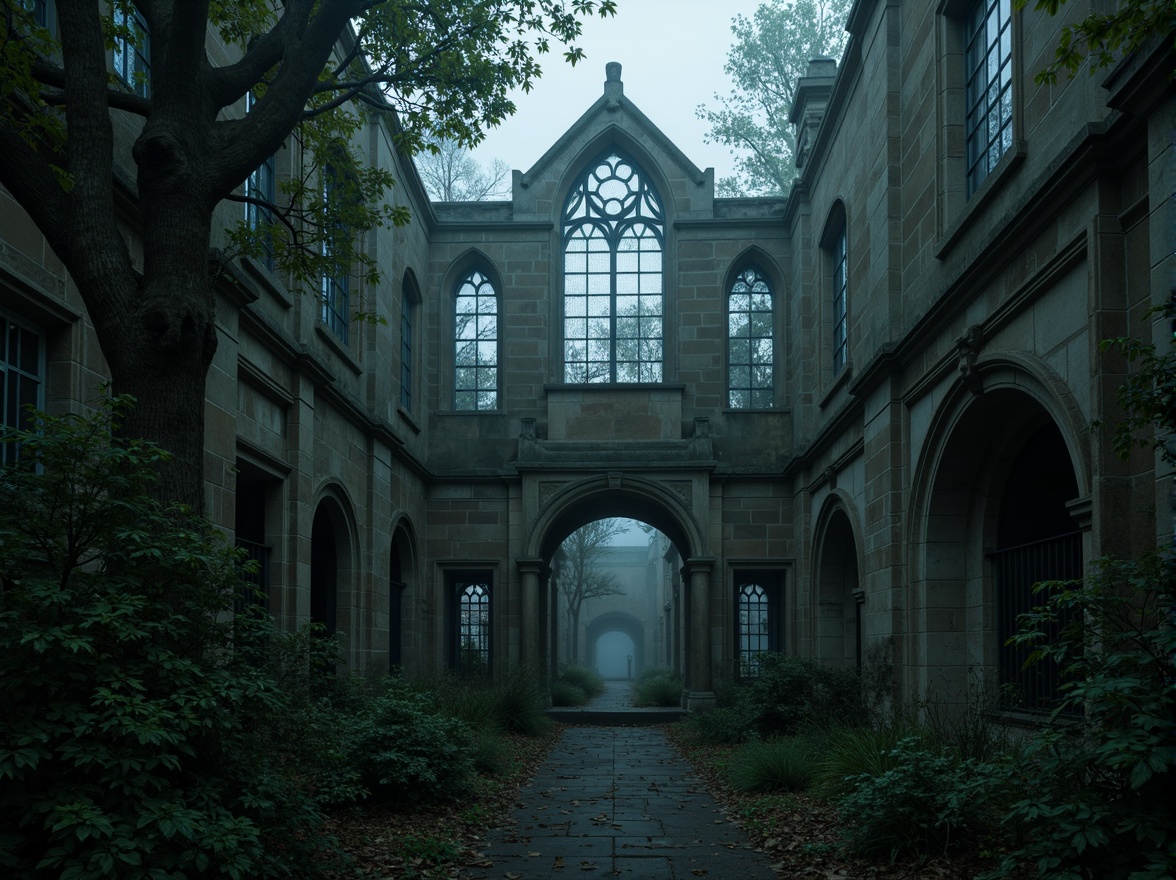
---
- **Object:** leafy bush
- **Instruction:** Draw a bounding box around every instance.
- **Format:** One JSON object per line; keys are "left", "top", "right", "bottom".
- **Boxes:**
{"left": 559, "top": 665, "right": 604, "bottom": 698}
{"left": 349, "top": 685, "right": 476, "bottom": 801}
{"left": 741, "top": 653, "right": 867, "bottom": 737}
{"left": 410, "top": 668, "right": 550, "bottom": 737}
{"left": 727, "top": 738, "right": 818, "bottom": 793}
{"left": 632, "top": 668, "right": 683, "bottom": 707}
{"left": 468, "top": 727, "right": 511, "bottom": 776}
{"left": 983, "top": 554, "right": 1176, "bottom": 880}
{"left": 838, "top": 738, "right": 1002, "bottom": 862}
{"left": 812, "top": 723, "right": 929, "bottom": 799}
{"left": 489, "top": 668, "right": 552, "bottom": 736}
{"left": 0, "top": 401, "right": 336, "bottom": 879}
{"left": 679, "top": 705, "right": 755, "bottom": 744}
{"left": 550, "top": 680, "right": 589, "bottom": 706}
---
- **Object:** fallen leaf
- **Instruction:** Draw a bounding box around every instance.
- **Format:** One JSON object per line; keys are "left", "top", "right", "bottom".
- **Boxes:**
{"left": 528, "top": 851, "right": 541, "bottom": 857}
{"left": 692, "top": 871, "right": 708, "bottom": 877}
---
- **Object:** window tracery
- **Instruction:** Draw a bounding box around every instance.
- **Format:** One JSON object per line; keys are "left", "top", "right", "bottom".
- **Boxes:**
{"left": 728, "top": 266, "right": 774, "bottom": 409}
{"left": 562, "top": 151, "right": 664, "bottom": 383}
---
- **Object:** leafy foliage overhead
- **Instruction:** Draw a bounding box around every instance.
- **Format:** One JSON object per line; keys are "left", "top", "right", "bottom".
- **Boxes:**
{"left": 0, "top": 0, "right": 615, "bottom": 505}
{"left": 697, "top": 0, "right": 851, "bottom": 197}
{"left": 1015, "top": 0, "right": 1176, "bottom": 84}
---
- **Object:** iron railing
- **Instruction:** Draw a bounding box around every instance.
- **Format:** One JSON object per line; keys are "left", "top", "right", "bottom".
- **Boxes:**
{"left": 991, "top": 531, "right": 1082, "bottom": 711}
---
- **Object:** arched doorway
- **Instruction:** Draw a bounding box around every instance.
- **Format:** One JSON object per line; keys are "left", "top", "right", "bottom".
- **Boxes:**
{"left": 521, "top": 474, "right": 712, "bottom": 707}
{"left": 913, "top": 383, "right": 1085, "bottom": 706}
{"left": 388, "top": 520, "right": 416, "bottom": 671}
{"left": 585, "top": 611, "right": 645, "bottom": 679}
{"left": 814, "top": 505, "right": 862, "bottom": 669}
{"left": 310, "top": 505, "right": 338, "bottom": 638}
{"left": 310, "top": 492, "right": 355, "bottom": 654}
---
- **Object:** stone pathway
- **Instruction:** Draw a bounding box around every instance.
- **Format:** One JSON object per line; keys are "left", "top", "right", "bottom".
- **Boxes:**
{"left": 462, "top": 683, "right": 777, "bottom": 879}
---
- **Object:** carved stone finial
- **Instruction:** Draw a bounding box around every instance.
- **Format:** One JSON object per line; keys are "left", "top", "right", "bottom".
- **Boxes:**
{"left": 956, "top": 324, "right": 985, "bottom": 395}
{"left": 604, "top": 62, "right": 623, "bottom": 103}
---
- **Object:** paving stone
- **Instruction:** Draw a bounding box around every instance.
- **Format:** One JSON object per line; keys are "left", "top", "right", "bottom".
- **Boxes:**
{"left": 459, "top": 684, "right": 777, "bottom": 879}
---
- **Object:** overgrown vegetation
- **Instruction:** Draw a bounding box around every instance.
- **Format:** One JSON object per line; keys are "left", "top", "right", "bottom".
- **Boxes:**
{"left": 631, "top": 666, "right": 683, "bottom": 707}
{"left": 674, "top": 580, "right": 1176, "bottom": 877}
{"left": 0, "top": 400, "right": 557, "bottom": 879}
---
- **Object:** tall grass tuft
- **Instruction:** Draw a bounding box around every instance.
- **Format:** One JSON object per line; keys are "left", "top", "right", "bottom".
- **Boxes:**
{"left": 550, "top": 679, "right": 589, "bottom": 706}
{"left": 811, "top": 723, "right": 927, "bottom": 798}
{"left": 726, "top": 737, "right": 818, "bottom": 793}
{"left": 632, "top": 668, "right": 683, "bottom": 707}
{"left": 559, "top": 665, "right": 605, "bottom": 698}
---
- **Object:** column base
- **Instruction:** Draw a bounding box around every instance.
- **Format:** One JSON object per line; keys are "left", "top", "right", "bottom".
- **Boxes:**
{"left": 685, "top": 691, "right": 716, "bottom": 712}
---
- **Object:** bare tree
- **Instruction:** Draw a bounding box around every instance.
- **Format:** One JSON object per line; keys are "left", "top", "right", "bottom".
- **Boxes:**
{"left": 556, "top": 518, "right": 627, "bottom": 664}
{"left": 416, "top": 138, "right": 511, "bottom": 201}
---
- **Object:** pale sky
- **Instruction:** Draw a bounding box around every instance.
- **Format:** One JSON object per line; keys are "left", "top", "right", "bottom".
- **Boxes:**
{"left": 470, "top": 0, "right": 769, "bottom": 184}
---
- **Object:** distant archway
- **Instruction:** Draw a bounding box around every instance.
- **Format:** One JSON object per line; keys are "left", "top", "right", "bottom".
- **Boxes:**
{"left": 310, "top": 490, "right": 356, "bottom": 650}
{"left": 586, "top": 611, "right": 645, "bottom": 679}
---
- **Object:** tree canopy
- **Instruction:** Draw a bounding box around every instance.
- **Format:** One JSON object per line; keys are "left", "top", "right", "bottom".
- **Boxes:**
{"left": 416, "top": 137, "right": 511, "bottom": 201}
{"left": 697, "top": 0, "right": 851, "bottom": 197}
{"left": 557, "top": 518, "right": 627, "bottom": 664}
{"left": 1015, "top": 0, "right": 1175, "bottom": 84}
{"left": 0, "top": 0, "right": 615, "bottom": 506}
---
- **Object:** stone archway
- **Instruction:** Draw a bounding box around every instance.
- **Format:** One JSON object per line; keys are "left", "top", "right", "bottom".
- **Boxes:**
{"left": 585, "top": 611, "right": 646, "bottom": 679}
{"left": 909, "top": 374, "right": 1087, "bottom": 706}
{"left": 519, "top": 473, "right": 715, "bottom": 708}
{"left": 813, "top": 502, "right": 862, "bottom": 669}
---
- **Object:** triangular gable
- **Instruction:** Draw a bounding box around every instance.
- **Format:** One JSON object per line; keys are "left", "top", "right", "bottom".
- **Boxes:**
{"left": 518, "top": 62, "right": 708, "bottom": 191}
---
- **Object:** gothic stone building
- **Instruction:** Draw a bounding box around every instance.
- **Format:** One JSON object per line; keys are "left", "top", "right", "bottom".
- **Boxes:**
{"left": 1, "top": 1, "right": 1171, "bottom": 710}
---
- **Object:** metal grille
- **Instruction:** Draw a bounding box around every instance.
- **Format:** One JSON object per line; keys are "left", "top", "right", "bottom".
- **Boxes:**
{"left": 738, "top": 582, "right": 771, "bottom": 678}
{"left": 244, "top": 92, "right": 276, "bottom": 272}
{"left": 457, "top": 582, "right": 490, "bottom": 676}
{"left": 965, "top": 0, "right": 1013, "bottom": 197}
{"left": 320, "top": 171, "right": 350, "bottom": 343}
{"left": 1, "top": 313, "right": 42, "bottom": 466}
{"left": 235, "top": 538, "right": 271, "bottom": 613}
{"left": 728, "top": 267, "right": 774, "bottom": 409}
{"left": 832, "top": 228, "right": 848, "bottom": 374}
{"left": 113, "top": 5, "right": 150, "bottom": 98}
{"left": 992, "top": 531, "right": 1082, "bottom": 711}
{"left": 400, "top": 301, "right": 413, "bottom": 410}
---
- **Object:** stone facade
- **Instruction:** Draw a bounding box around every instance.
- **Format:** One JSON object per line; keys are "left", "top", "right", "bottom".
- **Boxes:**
{"left": 1, "top": 2, "right": 1171, "bottom": 709}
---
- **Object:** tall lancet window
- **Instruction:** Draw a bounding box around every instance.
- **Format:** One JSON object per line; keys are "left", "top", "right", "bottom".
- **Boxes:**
{"left": 562, "top": 151, "right": 664, "bottom": 383}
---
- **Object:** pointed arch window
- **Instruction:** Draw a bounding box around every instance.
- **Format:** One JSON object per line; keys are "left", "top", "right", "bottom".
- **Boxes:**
{"left": 454, "top": 270, "right": 498, "bottom": 410}
{"left": 737, "top": 581, "right": 772, "bottom": 678}
{"left": 728, "top": 266, "right": 774, "bottom": 409}
{"left": 562, "top": 151, "right": 664, "bottom": 383}
{"left": 456, "top": 582, "right": 490, "bottom": 676}
{"left": 831, "top": 224, "right": 848, "bottom": 375}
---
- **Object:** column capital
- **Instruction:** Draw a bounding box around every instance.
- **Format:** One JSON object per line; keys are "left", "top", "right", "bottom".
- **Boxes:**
{"left": 684, "top": 556, "right": 716, "bottom": 574}
{"left": 517, "top": 557, "right": 545, "bottom": 575}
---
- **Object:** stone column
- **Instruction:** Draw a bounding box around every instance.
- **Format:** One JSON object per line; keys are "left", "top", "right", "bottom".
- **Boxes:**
{"left": 517, "top": 558, "right": 543, "bottom": 673}
{"left": 686, "top": 557, "right": 716, "bottom": 710}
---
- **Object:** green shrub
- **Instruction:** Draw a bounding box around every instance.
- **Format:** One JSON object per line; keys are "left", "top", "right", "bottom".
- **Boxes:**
{"left": 983, "top": 554, "right": 1176, "bottom": 880}
{"left": 679, "top": 706, "right": 755, "bottom": 744}
{"left": 559, "top": 665, "right": 604, "bottom": 697}
{"left": 468, "top": 727, "right": 511, "bottom": 776}
{"left": 742, "top": 653, "right": 867, "bottom": 737}
{"left": 0, "top": 400, "right": 336, "bottom": 879}
{"left": 813, "top": 723, "right": 928, "bottom": 799}
{"left": 489, "top": 668, "right": 552, "bottom": 736}
{"left": 550, "top": 680, "right": 589, "bottom": 706}
{"left": 727, "top": 738, "right": 817, "bottom": 793}
{"left": 350, "top": 684, "right": 476, "bottom": 801}
{"left": 632, "top": 669, "right": 683, "bottom": 706}
{"left": 838, "top": 738, "right": 1001, "bottom": 862}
